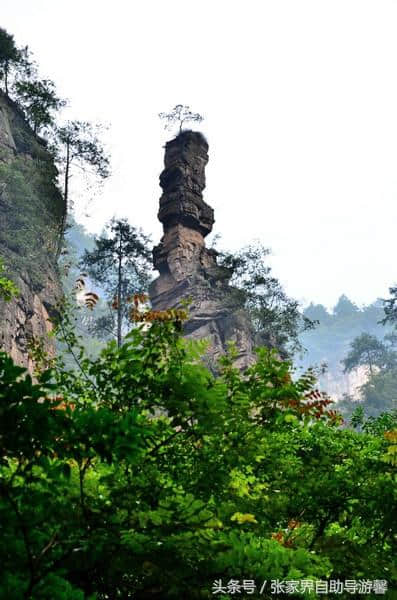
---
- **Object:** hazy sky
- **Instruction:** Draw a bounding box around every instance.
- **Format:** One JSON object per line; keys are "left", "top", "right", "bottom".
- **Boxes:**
{"left": 3, "top": 0, "right": 397, "bottom": 309}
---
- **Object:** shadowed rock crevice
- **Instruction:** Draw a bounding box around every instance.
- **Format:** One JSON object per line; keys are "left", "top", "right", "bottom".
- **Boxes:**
{"left": 149, "top": 130, "right": 256, "bottom": 371}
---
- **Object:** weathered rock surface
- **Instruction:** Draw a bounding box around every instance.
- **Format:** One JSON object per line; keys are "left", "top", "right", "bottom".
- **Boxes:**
{"left": 0, "top": 91, "right": 64, "bottom": 370}
{"left": 150, "top": 131, "right": 256, "bottom": 371}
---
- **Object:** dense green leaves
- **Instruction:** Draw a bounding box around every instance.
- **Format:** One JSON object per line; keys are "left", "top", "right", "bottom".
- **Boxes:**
{"left": 216, "top": 242, "right": 315, "bottom": 357}
{"left": 0, "top": 28, "right": 19, "bottom": 96}
{"left": 0, "top": 315, "right": 395, "bottom": 598}
{"left": 14, "top": 79, "right": 66, "bottom": 135}
{"left": 0, "top": 257, "right": 18, "bottom": 301}
{"left": 342, "top": 333, "right": 397, "bottom": 375}
{"left": 0, "top": 27, "right": 109, "bottom": 261}
{"left": 340, "top": 332, "right": 397, "bottom": 419}
{"left": 299, "top": 297, "right": 397, "bottom": 418}
{"left": 0, "top": 156, "right": 62, "bottom": 290}
{"left": 80, "top": 217, "right": 152, "bottom": 346}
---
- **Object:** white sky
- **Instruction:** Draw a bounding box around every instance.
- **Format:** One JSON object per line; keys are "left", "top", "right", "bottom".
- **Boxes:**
{"left": 3, "top": 0, "right": 397, "bottom": 310}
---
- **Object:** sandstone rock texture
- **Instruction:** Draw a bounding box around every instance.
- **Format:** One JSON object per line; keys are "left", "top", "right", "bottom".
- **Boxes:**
{"left": 0, "top": 91, "right": 64, "bottom": 370}
{"left": 149, "top": 131, "right": 256, "bottom": 371}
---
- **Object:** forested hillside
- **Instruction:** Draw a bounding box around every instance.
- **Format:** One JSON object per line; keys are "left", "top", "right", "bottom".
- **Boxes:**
{"left": 64, "top": 220, "right": 397, "bottom": 420}
{"left": 299, "top": 297, "right": 397, "bottom": 418}
{"left": 1, "top": 22, "right": 396, "bottom": 600}
{"left": 302, "top": 296, "right": 388, "bottom": 365}
{"left": 300, "top": 297, "right": 389, "bottom": 393}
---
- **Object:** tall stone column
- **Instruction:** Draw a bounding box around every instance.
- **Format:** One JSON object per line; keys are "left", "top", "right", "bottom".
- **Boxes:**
{"left": 149, "top": 130, "right": 255, "bottom": 371}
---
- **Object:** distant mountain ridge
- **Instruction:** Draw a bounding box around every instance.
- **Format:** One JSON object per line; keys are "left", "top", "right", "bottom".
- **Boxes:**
{"left": 299, "top": 295, "right": 391, "bottom": 402}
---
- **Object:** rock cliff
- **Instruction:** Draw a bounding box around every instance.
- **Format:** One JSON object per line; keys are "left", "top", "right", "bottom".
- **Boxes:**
{"left": 0, "top": 91, "right": 64, "bottom": 369}
{"left": 149, "top": 131, "right": 256, "bottom": 370}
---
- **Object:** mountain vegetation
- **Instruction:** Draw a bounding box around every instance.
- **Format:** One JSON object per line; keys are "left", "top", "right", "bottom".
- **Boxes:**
{"left": 299, "top": 297, "right": 396, "bottom": 416}
{"left": 0, "top": 305, "right": 395, "bottom": 598}
{"left": 0, "top": 26, "right": 110, "bottom": 261}
{"left": 217, "top": 242, "right": 316, "bottom": 357}
{"left": 336, "top": 306, "right": 397, "bottom": 420}
{"left": 80, "top": 218, "right": 152, "bottom": 346}
{"left": 63, "top": 222, "right": 397, "bottom": 420}
{"left": 0, "top": 25, "right": 396, "bottom": 599}
{"left": 0, "top": 257, "right": 18, "bottom": 301}
{"left": 301, "top": 296, "right": 389, "bottom": 372}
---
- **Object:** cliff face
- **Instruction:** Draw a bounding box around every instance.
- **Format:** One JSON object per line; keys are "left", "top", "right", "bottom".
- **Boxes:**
{"left": 149, "top": 131, "right": 255, "bottom": 370}
{"left": 0, "top": 92, "right": 64, "bottom": 369}
{"left": 319, "top": 365, "right": 369, "bottom": 402}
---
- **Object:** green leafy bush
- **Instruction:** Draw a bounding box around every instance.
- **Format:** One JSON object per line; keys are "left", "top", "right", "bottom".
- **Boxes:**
{"left": 0, "top": 257, "right": 18, "bottom": 301}
{"left": 0, "top": 313, "right": 395, "bottom": 598}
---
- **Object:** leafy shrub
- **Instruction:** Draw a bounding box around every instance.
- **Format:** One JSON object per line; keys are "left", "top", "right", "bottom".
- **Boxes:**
{"left": 0, "top": 312, "right": 395, "bottom": 598}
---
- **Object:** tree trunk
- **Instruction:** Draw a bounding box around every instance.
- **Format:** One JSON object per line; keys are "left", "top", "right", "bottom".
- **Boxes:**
{"left": 4, "top": 62, "right": 8, "bottom": 97}
{"left": 56, "top": 140, "right": 70, "bottom": 259}
{"left": 117, "top": 230, "right": 122, "bottom": 347}
{"left": 64, "top": 140, "right": 70, "bottom": 211}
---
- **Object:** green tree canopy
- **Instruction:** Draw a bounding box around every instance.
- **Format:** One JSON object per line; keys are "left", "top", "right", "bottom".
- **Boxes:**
{"left": 0, "top": 309, "right": 395, "bottom": 598}
{"left": 382, "top": 284, "right": 397, "bottom": 326}
{"left": 159, "top": 104, "right": 203, "bottom": 134}
{"left": 80, "top": 217, "right": 152, "bottom": 346}
{"left": 303, "top": 302, "right": 330, "bottom": 325}
{"left": 217, "top": 242, "right": 315, "bottom": 356}
{"left": 14, "top": 78, "right": 66, "bottom": 134}
{"left": 359, "top": 368, "right": 397, "bottom": 417}
{"left": 53, "top": 121, "right": 111, "bottom": 256}
{"left": 342, "top": 332, "right": 396, "bottom": 375}
{"left": 333, "top": 294, "right": 359, "bottom": 318}
{"left": 339, "top": 329, "right": 397, "bottom": 419}
{"left": 0, "top": 27, "right": 19, "bottom": 96}
{"left": 0, "top": 257, "right": 19, "bottom": 302}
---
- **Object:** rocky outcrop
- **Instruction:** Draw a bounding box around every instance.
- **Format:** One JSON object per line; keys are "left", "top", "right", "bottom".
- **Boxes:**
{"left": 149, "top": 131, "right": 256, "bottom": 371}
{"left": 0, "top": 91, "right": 64, "bottom": 370}
{"left": 320, "top": 365, "right": 369, "bottom": 402}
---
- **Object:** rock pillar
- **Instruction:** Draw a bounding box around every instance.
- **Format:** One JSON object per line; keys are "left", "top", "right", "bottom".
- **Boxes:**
{"left": 149, "top": 130, "right": 255, "bottom": 371}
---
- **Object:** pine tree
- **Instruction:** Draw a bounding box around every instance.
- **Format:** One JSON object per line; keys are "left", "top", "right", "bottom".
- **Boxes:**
{"left": 53, "top": 120, "right": 110, "bottom": 257}
{"left": 80, "top": 218, "right": 152, "bottom": 346}
{"left": 0, "top": 28, "right": 19, "bottom": 96}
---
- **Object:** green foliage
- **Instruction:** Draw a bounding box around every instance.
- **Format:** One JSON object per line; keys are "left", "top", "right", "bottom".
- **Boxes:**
{"left": 55, "top": 121, "right": 110, "bottom": 180}
{"left": 0, "top": 28, "right": 18, "bottom": 66}
{"left": 299, "top": 297, "right": 395, "bottom": 417}
{"left": 357, "top": 368, "right": 397, "bottom": 417}
{"left": 0, "top": 310, "right": 395, "bottom": 598}
{"left": 301, "top": 298, "right": 387, "bottom": 367}
{"left": 53, "top": 121, "right": 111, "bottom": 257}
{"left": 339, "top": 332, "right": 397, "bottom": 419}
{"left": 0, "top": 30, "right": 66, "bottom": 137}
{"left": 56, "top": 220, "right": 108, "bottom": 368}
{"left": 352, "top": 404, "right": 397, "bottom": 434}
{"left": 0, "top": 29, "right": 110, "bottom": 264}
{"left": 217, "top": 242, "right": 315, "bottom": 356}
{"left": 159, "top": 104, "right": 203, "bottom": 134}
{"left": 381, "top": 284, "right": 397, "bottom": 326}
{"left": 14, "top": 79, "right": 66, "bottom": 135}
{"left": 0, "top": 28, "right": 19, "bottom": 96}
{"left": 0, "top": 155, "right": 62, "bottom": 290}
{"left": 342, "top": 332, "right": 396, "bottom": 375}
{"left": 333, "top": 294, "right": 359, "bottom": 318}
{"left": 0, "top": 257, "right": 18, "bottom": 301}
{"left": 80, "top": 217, "right": 152, "bottom": 346}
